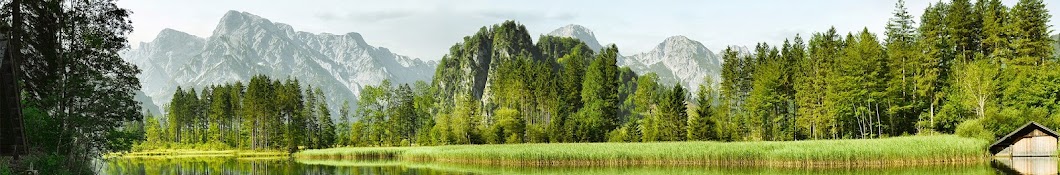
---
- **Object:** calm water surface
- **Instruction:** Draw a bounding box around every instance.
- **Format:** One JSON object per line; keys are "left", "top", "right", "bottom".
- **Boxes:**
{"left": 99, "top": 157, "right": 1048, "bottom": 175}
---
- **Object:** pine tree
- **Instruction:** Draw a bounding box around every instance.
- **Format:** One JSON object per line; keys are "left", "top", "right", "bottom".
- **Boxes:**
{"left": 839, "top": 29, "right": 887, "bottom": 138}
{"left": 979, "top": 0, "right": 1011, "bottom": 63}
{"left": 393, "top": 84, "right": 416, "bottom": 146}
{"left": 553, "top": 45, "right": 590, "bottom": 143}
{"left": 946, "top": 0, "right": 982, "bottom": 62}
{"left": 1008, "top": 0, "right": 1053, "bottom": 66}
{"left": 916, "top": 3, "right": 951, "bottom": 132}
{"left": 688, "top": 77, "right": 717, "bottom": 141}
{"left": 144, "top": 112, "right": 164, "bottom": 144}
{"left": 208, "top": 85, "right": 230, "bottom": 143}
{"left": 577, "top": 45, "right": 621, "bottom": 142}
{"left": 337, "top": 100, "right": 352, "bottom": 146}
{"left": 656, "top": 84, "right": 688, "bottom": 141}
{"left": 316, "top": 88, "right": 335, "bottom": 148}
{"left": 747, "top": 43, "right": 782, "bottom": 140}
{"left": 800, "top": 27, "right": 842, "bottom": 139}
{"left": 885, "top": 0, "right": 921, "bottom": 135}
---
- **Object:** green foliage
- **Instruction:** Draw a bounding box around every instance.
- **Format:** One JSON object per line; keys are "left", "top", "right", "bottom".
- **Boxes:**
{"left": 316, "top": 88, "right": 336, "bottom": 148}
{"left": 6, "top": 2, "right": 141, "bottom": 173}
{"left": 607, "top": 120, "right": 641, "bottom": 142}
{"left": 141, "top": 75, "right": 337, "bottom": 152}
{"left": 495, "top": 108, "right": 526, "bottom": 144}
{"left": 350, "top": 121, "right": 368, "bottom": 147}
{"left": 576, "top": 45, "right": 622, "bottom": 142}
{"left": 451, "top": 95, "right": 483, "bottom": 145}
{"left": 632, "top": 73, "right": 660, "bottom": 120}
{"left": 144, "top": 113, "right": 165, "bottom": 144}
{"left": 0, "top": 162, "right": 9, "bottom": 175}
{"left": 1009, "top": 0, "right": 1053, "bottom": 66}
{"left": 23, "top": 153, "right": 74, "bottom": 175}
{"left": 336, "top": 100, "right": 352, "bottom": 146}
{"left": 429, "top": 113, "right": 454, "bottom": 145}
{"left": 955, "top": 118, "right": 994, "bottom": 141}
{"left": 885, "top": 0, "right": 923, "bottom": 136}
{"left": 703, "top": 0, "right": 1055, "bottom": 141}
{"left": 655, "top": 84, "right": 688, "bottom": 141}
{"left": 688, "top": 78, "right": 718, "bottom": 141}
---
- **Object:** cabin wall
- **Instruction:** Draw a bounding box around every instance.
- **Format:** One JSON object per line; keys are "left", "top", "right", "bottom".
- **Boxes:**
{"left": 997, "top": 146, "right": 1013, "bottom": 157}
{"left": 1011, "top": 130, "right": 1058, "bottom": 157}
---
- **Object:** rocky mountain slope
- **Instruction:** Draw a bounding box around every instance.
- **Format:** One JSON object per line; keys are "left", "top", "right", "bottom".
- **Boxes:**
{"left": 122, "top": 11, "right": 436, "bottom": 113}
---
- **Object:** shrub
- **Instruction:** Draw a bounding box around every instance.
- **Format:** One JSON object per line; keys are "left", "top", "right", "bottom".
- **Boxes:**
{"left": 956, "top": 118, "right": 994, "bottom": 141}
{"left": 0, "top": 160, "right": 10, "bottom": 175}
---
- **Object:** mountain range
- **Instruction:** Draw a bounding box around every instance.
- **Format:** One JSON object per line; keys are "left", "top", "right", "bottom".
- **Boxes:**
{"left": 122, "top": 10, "right": 437, "bottom": 114}
{"left": 124, "top": 11, "right": 746, "bottom": 115}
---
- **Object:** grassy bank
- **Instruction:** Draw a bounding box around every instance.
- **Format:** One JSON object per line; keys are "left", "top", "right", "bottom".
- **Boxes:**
{"left": 295, "top": 159, "right": 994, "bottom": 175}
{"left": 296, "top": 135, "right": 989, "bottom": 167}
{"left": 106, "top": 149, "right": 289, "bottom": 159}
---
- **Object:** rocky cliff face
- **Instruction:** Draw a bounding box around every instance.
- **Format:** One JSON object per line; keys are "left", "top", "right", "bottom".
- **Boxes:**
{"left": 122, "top": 10, "right": 436, "bottom": 113}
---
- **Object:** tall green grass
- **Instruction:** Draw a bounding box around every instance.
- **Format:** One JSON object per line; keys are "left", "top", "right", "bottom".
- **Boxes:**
{"left": 295, "top": 159, "right": 994, "bottom": 175}
{"left": 295, "top": 135, "right": 989, "bottom": 166}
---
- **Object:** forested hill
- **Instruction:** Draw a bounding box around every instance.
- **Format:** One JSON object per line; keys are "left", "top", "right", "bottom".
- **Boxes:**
{"left": 421, "top": 21, "right": 640, "bottom": 143}
{"left": 138, "top": 0, "right": 1060, "bottom": 149}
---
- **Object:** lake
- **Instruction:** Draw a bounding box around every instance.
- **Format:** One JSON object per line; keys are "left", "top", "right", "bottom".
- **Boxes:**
{"left": 99, "top": 157, "right": 1048, "bottom": 175}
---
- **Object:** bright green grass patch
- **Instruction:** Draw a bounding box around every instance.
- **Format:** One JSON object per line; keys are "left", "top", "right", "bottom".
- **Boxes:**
{"left": 296, "top": 135, "right": 989, "bottom": 166}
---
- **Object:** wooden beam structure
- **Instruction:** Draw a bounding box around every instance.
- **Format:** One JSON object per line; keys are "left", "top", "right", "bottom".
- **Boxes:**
{"left": 0, "top": 0, "right": 29, "bottom": 158}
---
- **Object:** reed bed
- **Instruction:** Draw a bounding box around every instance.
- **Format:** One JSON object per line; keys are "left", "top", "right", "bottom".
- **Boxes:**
{"left": 294, "top": 135, "right": 989, "bottom": 167}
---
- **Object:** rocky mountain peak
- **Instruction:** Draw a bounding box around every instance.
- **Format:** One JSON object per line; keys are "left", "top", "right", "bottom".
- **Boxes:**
{"left": 661, "top": 35, "right": 696, "bottom": 46}
{"left": 213, "top": 10, "right": 278, "bottom": 36}
{"left": 623, "top": 35, "right": 721, "bottom": 91}
{"left": 636, "top": 35, "right": 712, "bottom": 65}
{"left": 547, "top": 24, "right": 603, "bottom": 51}
{"left": 656, "top": 35, "right": 707, "bottom": 58}
{"left": 154, "top": 28, "right": 198, "bottom": 42}
{"left": 147, "top": 28, "right": 205, "bottom": 53}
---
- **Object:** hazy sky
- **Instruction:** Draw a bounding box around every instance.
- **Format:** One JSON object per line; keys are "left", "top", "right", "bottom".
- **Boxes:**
{"left": 118, "top": 0, "right": 1060, "bottom": 61}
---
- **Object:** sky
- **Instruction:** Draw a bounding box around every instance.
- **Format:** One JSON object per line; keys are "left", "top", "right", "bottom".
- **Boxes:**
{"left": 118, "top": 0, "right": 1060, "bottom": 61}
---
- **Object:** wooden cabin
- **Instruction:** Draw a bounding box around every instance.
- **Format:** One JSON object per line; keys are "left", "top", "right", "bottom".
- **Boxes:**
{"left": 989, "top": 122, "right": 1059, "bottom": 157}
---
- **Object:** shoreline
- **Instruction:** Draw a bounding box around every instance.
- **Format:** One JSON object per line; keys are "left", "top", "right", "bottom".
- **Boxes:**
{"left": 293, "top": 135, "right": 990, "bottom": 167}
{"left": 106, "top": 135, "right": 990, "bottom": 167}
{"left": 105, "top": 149, "right": 289, "bottom": 159}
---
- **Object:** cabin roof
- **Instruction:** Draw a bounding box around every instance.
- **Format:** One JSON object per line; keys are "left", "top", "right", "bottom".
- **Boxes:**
{"left": 988, "top": 122, "right": 1060, "bottom": 154}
